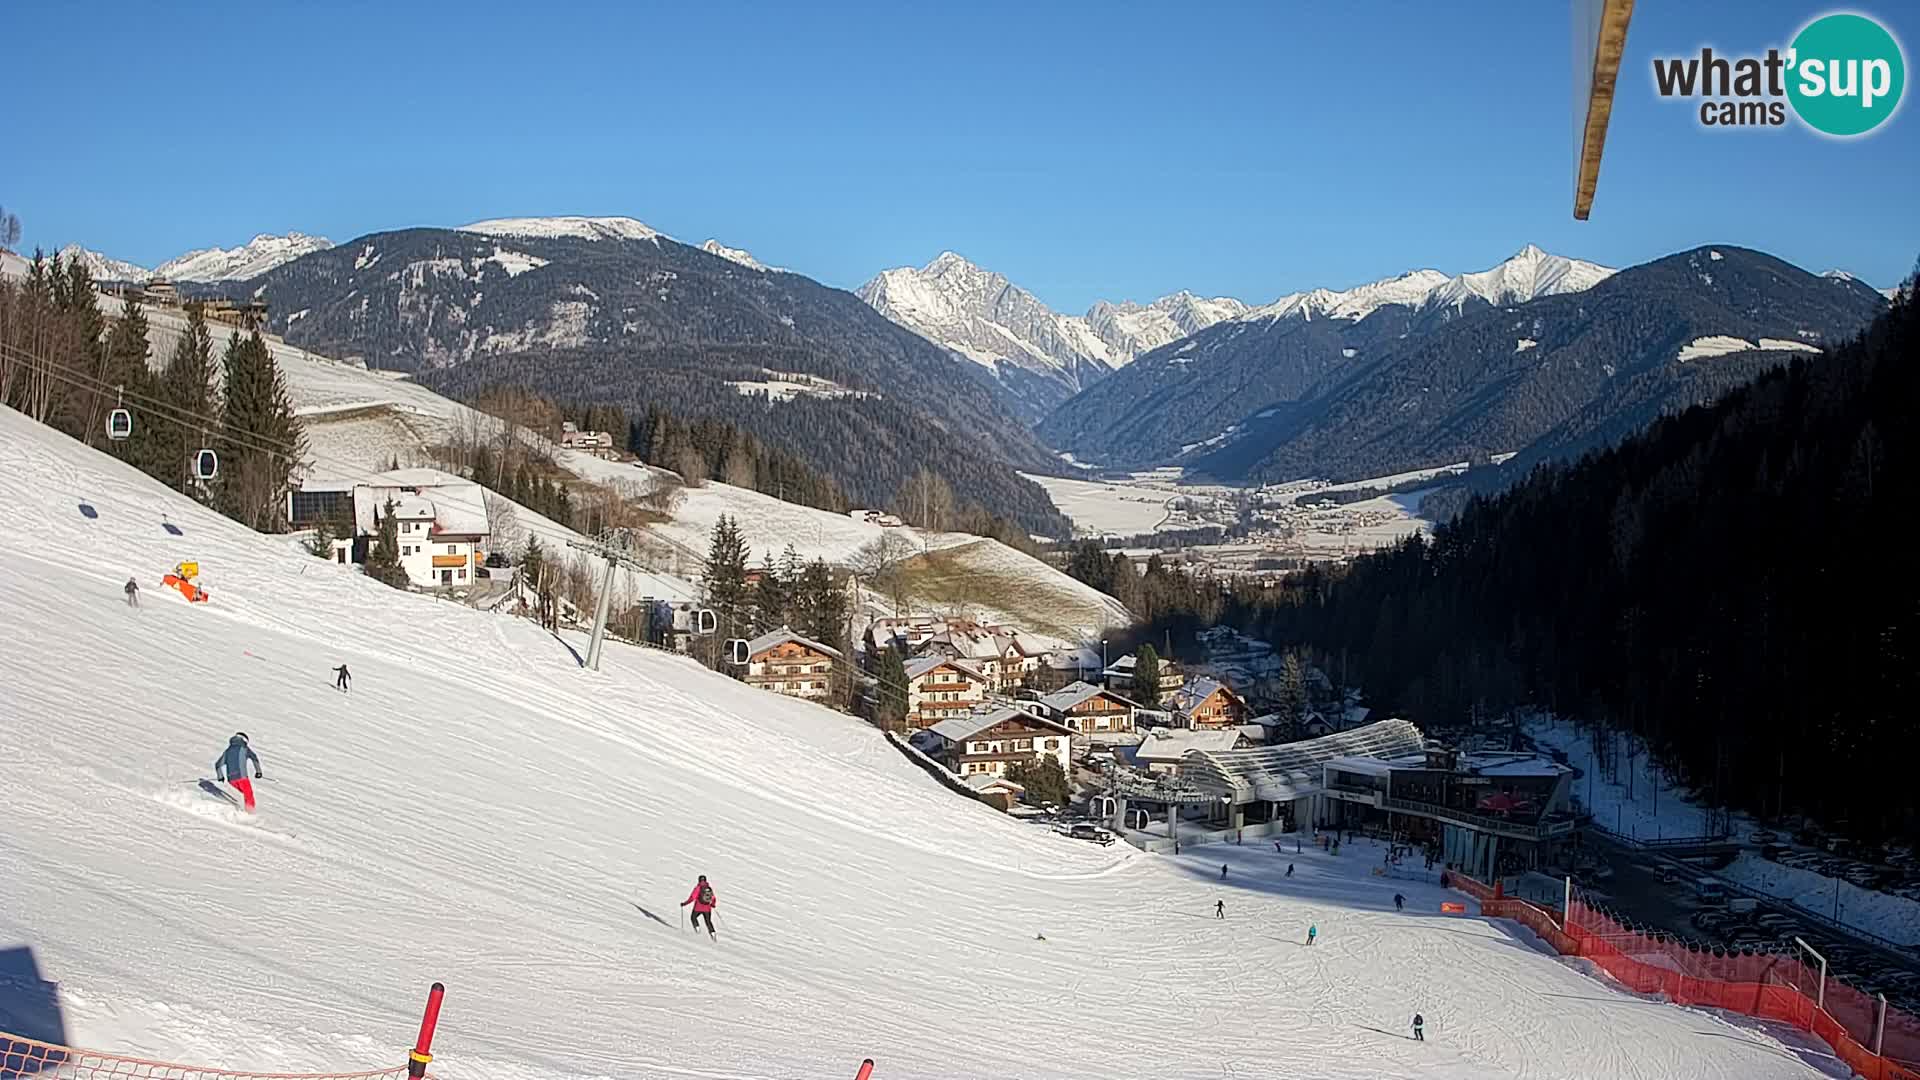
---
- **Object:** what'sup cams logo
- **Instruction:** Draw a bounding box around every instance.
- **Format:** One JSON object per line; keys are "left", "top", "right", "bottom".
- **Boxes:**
{"left": 1653, "top": 12, "right": 1906, "bottom": 136}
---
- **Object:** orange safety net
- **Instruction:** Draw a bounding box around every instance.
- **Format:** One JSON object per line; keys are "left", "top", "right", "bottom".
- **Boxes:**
{"left": 1443, "top": 871, "right": 1920, "bottom": 1080}
{"left": 0, "top": 1030, "right": 419, "bottom": 1080}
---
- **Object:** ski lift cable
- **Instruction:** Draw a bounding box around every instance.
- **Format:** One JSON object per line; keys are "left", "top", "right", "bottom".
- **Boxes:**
{"left": 32, "top": 353, "right": 932, "bottom": 701}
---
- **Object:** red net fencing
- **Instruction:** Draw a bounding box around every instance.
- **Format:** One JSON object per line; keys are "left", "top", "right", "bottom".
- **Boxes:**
{"left": 1446, "top": 873, "right": 1920, "bottom": 1080}
{"left": 0, "top": 1031, "right": 416, "bottom": 1080}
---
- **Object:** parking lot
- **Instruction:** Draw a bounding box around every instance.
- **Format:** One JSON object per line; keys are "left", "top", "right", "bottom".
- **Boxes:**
{"left": 1577, "top": 834, "right": 1920, "bottom": 1015}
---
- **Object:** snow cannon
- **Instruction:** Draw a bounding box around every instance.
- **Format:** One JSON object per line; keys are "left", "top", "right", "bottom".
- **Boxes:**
{"left": 162, "top": 561, "right": 210, "bottom": 603}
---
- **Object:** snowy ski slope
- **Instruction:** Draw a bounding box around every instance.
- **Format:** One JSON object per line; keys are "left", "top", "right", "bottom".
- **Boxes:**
{"left": 0, "top": 409, "right": 1839, "bottom": 1080}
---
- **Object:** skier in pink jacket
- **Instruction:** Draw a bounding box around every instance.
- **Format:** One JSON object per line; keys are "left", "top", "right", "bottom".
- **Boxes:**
{"left": 681, "top": 875, "right": 718, "bottom": 938}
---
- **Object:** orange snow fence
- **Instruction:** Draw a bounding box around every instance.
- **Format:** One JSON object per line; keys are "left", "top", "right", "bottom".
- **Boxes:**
{"left": 1439, "top": 901, "right": 1467, "bottom": 914}
{"left": 0, "top": 1030, "right": 421, "bottom": 1080}
{"left": 1445, "top": 871, "right": 1920, "bottom": 1080}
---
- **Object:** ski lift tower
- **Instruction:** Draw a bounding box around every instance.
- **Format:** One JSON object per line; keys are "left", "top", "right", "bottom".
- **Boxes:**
{"left": 568, "top": 527, "right": 712, "bottom": 672}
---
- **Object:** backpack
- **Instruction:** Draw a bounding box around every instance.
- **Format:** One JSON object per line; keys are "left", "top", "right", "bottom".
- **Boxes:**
{"left": 698, "top": 883, "right": 714, "bottom": 906}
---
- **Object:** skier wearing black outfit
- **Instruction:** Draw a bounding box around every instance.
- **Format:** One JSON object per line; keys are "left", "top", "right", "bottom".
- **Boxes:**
{"left": 334, "top": 664, "right": 351, "bottom": 691}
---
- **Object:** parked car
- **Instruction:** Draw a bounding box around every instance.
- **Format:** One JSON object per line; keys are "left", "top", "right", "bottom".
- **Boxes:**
{"left": 1066, "top": 823, "right": 1115, "bottom": 846}
{"left": 1750, "top": 829, "right": 1781, "bottom": 845}
{"left": 1694, "top": 880, "right": 1729, "bottom": 904}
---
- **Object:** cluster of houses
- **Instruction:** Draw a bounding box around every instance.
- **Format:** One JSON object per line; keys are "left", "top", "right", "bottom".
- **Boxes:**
{"left": 558, "top": 422, "right": 616, "bottom": 459}
{"left": 845, "top": 509, "right": 906, "bottom": 528}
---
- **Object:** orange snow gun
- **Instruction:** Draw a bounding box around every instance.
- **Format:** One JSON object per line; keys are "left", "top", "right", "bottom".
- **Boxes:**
{"left": 161, "top": 572, "right": 209, "bottom": 603}
{"left": 1440, "top": 901, "right": 1467, "bottom": 915}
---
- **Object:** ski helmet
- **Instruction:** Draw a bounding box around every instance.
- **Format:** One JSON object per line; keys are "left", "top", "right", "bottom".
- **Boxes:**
{"left": 698, "top": 874, "right": 707, "bottom": 882}
{"left": 234, "top": 732, "right": 249, "bottom": 742}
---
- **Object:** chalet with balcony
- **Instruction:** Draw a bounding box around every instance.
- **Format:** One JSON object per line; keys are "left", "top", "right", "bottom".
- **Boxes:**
{"left": 904, "top": 655, "right": 990, "bottom": 728}
{"left": 744, "top": 628, "right": 843, "bottom": 701}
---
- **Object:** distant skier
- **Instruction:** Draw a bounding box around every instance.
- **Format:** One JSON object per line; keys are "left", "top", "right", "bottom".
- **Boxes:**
{"left": 1394, "top": 893, "right": 1405, "bottom": 912}
{"left": 1214, "top": 899, "right": 1225, "bottom": 920}
{"left": 1220, "top": 863, "right": 1229, "bottom": 880}
{"left": 682, "top": 875, "right": 718, "bottom": 938}
{"left": 124, "top": 577, "right": 140, "bottom": 607}
{"left": 214, "top": 732, "right": 263, "bottom": 813}
{"left": 1412, "top": 1013, "right": 1425, "bottom": 1041}
{"left": 1286, "top": 863, "right": 1295, "bottom": 878}
{"left": 333, "top": 664, "right": 351, "bottom": 691}
{"left": 1274, "top": 840, "right": 1284, "bottom": 854}
{"left": 1306, "top": 923, "right": 1318, "bottom": 946}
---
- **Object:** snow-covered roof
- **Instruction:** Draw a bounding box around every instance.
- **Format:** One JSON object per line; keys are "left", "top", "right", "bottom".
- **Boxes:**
{"left": 1039, "top": 681, "right": 1141, "bottom": 713}
{"left": 349, "top": 469, "right": 491, "bottom": 538}
{"left": 904, "top": 655, "right": 987, "bottom": 683}
{"left": 1136, "top": 728, "right": 1243, "bottom": 763}
{"left": 926, "top": 707, "right": 1070, "bottom": 744}
{"left": 392, "top": 496, "right": 436, "bottom": 520}
{"left": 963, "top": 773, "right": 1024, "bottom": 794}
{"left": 1168, "top": 677, "right": 1239, "bottom": 722}
{"left": 744, "top": 627, "right": 844, "bottom": 661}
{"left": 1178, "top": 719, "right": 1427, "bottom": 804}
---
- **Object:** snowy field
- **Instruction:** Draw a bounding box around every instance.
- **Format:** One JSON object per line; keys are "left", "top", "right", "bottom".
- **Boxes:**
{"left": 1019, "top": 472, "right": 1175, "bottom": 536}
{"left": 0, "top": 407, "right": 1843, "bottom": 1080}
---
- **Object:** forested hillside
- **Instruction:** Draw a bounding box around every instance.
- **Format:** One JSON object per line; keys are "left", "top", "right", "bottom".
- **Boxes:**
{"left": 1230, "top": 274, "right": 1916, "bottom": 838}
{"left": 231, "top": 225, "right": 1072, "bottom": 535}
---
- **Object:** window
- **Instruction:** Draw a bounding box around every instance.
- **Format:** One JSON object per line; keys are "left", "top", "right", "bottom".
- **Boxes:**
{"left": 1014, "top": 739, "right": 1032, "bottom": 751}
{"left": 457, "top": 569, "right": 466, "bottom": 581}
{"left": 445, "top": 544, "right": 457, "bottom": 555}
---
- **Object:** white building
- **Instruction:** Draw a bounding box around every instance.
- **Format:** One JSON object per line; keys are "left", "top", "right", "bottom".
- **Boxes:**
{"left": 349, "top": 469, "right": 492, "bottom": 590}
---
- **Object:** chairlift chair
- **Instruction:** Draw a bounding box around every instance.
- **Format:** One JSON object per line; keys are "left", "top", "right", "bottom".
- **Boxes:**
{"left": 695, "top": 608, "right": 719, "bottom": 635}
{"left": 194, "top": 448, "right": 219, "bottom": 481}
{"left": 725, "top": 638, "right": 750, "bottom": 666}
{"left": 107, "top": 408, "right": 132, "bottom": 441}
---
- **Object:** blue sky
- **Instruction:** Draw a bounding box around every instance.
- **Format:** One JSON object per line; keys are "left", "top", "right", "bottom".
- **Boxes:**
{"left": 8, "top": 0, "right": 1916, "bottom": 309}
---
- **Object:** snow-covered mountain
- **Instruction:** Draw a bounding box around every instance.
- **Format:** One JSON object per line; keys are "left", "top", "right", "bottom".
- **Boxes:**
{"left": 1419, "top": 244, "right": 1615, "bottom": 312}
{"left": 700, "top": 238, "right": 780, "bottom": 272}
{"left": 56, "top": 244, "right": 151, "bottom": 283}
{"left": 1238, "top": 246, "right": 1613, "bottom": 326}
{"left": 857, "top": 252, "right": 1246, "bottom": 421}
{"left": 154, "top": 232, "right": 333, "bottom": 282}
{"left": 458, "top": 215, "right": 666, "bottom": 244}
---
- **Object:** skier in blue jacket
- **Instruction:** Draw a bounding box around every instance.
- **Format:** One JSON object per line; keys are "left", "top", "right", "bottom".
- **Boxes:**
{"left": 214, "top": 732, "right": 263, "bottom": 812}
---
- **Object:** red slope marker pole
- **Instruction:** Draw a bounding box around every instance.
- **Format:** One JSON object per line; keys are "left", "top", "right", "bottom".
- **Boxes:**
{"left": 854, "top": 1059, "right": 875, "bottom": 1080}
{"left": 409, "top": 982, "right": 445, "bottom": 1078}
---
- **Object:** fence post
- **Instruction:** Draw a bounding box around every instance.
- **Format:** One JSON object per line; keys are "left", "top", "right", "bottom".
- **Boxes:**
{"left": 1564, "top": 875, "right": 1573, "bottom": 930}
{"left": 1875, "top": 993, "right": 1887, "bottom": 1057}
{"left": 855, "top": 1059, "right": 875, "bottom": 1080}
{"left": 409, "top": 982, "right": 446, "bottom": 1078}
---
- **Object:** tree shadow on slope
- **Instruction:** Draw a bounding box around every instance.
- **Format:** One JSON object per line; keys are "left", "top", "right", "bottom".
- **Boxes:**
{"left": 0, "top": 945, "right": 70, "bottom": 1077}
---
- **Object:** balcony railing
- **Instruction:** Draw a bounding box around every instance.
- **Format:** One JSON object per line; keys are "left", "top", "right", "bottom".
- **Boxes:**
{"left": 1383, "top": 796, "right": 1578, "bottom": 841}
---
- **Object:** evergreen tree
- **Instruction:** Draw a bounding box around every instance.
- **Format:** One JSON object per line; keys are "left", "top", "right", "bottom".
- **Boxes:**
{"left": 306, "top": 517, "right": 337, "bottom": 559}
{"left": 1276, "top": 650, "right": 1308, "bottom": 740}
{"left": 1131, "top": 644, "right": 1163, "bottom": 707}
{"left": 102, "top": 297, "right": 155, "bottom": 471}
{"left": 703, "top": 515, "right": 752, "bottom": 651}
{"left": 156, "top": 302, "right": 217, "bottom": 499}
{"left": 749, "top": 552, "right": 792, "bottom": 634}
{"left": 364, "top": 499, "right": 408, "bottom": 588}
{"left": 872, "top": 642, "right": 911, "bottom": 731}
{"left": 1006, "top": 755, "right": 1071, "bottom": 807}
{"left": 215, "top": 330, "right": 304, "bottom": 531}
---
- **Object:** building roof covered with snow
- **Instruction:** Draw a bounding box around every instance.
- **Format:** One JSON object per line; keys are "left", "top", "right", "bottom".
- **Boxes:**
{"left": 1039, "top": 681, "right": 1143, "bottom": 713}
{"left": 744, "top": 627, "right": 844, "bottom": 661}
{"left": 1135, "top": 727, "right": 1245, "bottom": 765}
{"left": 904, "top": 655, "right": 988, "bottom": 682}
{"left": 925, "top": 706, "right": 1070, "bottom": 744}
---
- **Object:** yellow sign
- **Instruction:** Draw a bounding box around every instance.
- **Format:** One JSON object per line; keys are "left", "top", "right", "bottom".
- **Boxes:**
{"left": 175, "top": 562, "right": 199, "bottom": 580}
